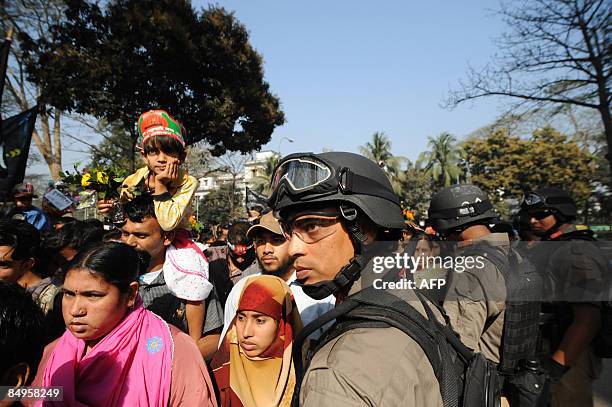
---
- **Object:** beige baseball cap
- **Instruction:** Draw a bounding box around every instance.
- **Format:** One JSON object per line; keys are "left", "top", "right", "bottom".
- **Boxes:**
{"left": 246, "top": 211, "right": 283, "bottom": 238}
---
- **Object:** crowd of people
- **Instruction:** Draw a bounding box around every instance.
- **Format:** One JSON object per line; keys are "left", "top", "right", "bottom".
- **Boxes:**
{"left": 0, "top": 109, "right": 609, "bottom": 407}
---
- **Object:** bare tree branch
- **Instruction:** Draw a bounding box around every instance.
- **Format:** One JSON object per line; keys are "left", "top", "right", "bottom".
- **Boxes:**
{"left": 0, "top": 0, "right": 71, "bottom": 180}
{"left": 61, "top": 132, "right": 125, "bottom": 168}
{"left": 67, "top": 115, "right": 131, "bottom": 154}
{"left": 445, "top": 0, "right": 611, "bottom": 173}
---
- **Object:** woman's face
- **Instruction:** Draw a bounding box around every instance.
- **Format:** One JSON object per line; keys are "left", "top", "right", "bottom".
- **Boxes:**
{"left": 235, "top": 310, "right": 278, "bottom": 358}
{"left": 415, "top": 239, "right": 432, "bottom": 258}
{"left": 62, "top": 268, "right": 136, "bottom": 346}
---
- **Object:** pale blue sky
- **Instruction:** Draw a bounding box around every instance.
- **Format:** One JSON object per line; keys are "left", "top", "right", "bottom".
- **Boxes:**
{"left": 199, "top": 0, "right": 507, "bottom": 161}
{"left": 33, "top": 1, "right": 509, "bottom": 175}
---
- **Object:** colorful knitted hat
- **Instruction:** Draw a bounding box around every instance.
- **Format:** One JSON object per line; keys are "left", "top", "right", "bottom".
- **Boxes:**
{"left": 137, "top": 109, "right": 186, "bottom": 149}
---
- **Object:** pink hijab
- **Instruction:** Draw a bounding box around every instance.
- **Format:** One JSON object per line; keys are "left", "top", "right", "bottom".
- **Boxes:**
{"left": 38, "top": 297, "right": 173, "bottom": 407}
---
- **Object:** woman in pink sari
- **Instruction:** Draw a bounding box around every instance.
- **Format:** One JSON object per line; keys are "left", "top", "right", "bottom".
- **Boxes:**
{"left": 32, "top": 242, "right": 217, "bottom": 407}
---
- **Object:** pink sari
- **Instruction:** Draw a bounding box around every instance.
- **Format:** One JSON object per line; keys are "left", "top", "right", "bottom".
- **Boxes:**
{"left": 38, "top": 298, "right": 173, "bottom": 407}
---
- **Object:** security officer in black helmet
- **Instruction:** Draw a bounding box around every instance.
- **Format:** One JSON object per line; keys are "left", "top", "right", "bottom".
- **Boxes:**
{"left": 269, "top": 151, "right": 446, "bottom": 406}
{"left": 522, "top": 187, "right": 605, "bottom": 407}
{"left": 428, "top": 185, "right": 509, "bottom": 363}
{"left": 430, "top": 184, "right": 545, "bottom": 407}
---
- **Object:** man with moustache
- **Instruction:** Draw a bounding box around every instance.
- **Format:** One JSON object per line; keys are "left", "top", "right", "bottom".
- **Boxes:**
{"left": 120, "top": 196, "right": 224, "bottom": 360}
{"left": 268, "top": 151, "right": 455, "bottom": 406}
{"left": 218, "top": 211, "right": 334, "bottom": 344}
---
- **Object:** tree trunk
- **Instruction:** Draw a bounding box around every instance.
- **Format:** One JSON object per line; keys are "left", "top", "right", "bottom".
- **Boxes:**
{"left": 598, "top": 106, "right": 612, "bottom": 182}
{"left": 30, "top": 108, "right": 61, "bottom": 180}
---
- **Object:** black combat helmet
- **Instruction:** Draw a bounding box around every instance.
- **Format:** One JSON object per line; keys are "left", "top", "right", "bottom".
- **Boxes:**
{"left": 428, "top": 184, "right": 498, "bottom": 233}
{"left": 268, "top": 151, "right": 404, "bottom": 300}
{"left": 521, "top": 187, "right": 577, "bottom": 219}
{"left": 269, "top": 151, "right": 404, "bottom": 230}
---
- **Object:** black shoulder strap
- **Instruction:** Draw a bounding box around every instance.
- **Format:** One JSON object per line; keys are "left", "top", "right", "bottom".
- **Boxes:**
{"left": 414, "top": 289, "right": 476, "bottom": 361}
{"left": 292, "top": 287, "right": 465, "bottom": 407}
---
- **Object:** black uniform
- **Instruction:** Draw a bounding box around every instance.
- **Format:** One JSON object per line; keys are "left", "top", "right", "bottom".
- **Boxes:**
{"left": 528, "top": 225, "right": 607, "bottom": 407}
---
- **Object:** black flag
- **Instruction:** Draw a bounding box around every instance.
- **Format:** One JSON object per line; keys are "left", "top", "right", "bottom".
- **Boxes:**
{"left": 245, "top": 186, "right": 270, "bottom": 214}
{"left": 0, "top": 107, "right": 38, "bottom": 200}
{"left": 0, "top": 37, "right": 11, "bottom": 113}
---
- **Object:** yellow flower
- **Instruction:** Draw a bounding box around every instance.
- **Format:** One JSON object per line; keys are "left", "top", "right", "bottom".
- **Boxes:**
{"left": 81, "top": 173, "right": 92, "bottom": 187}
{"left": 96, "top": 171, "right": 109, "bottom": 184}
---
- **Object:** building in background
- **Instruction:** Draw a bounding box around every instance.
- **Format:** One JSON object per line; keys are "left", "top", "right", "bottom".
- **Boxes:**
{"left": 193, "top": 150, "right": 278, "bottom": 221}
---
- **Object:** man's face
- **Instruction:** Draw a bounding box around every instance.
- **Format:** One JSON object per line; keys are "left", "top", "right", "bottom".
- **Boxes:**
{"left": 253, "top": 231, "right": 292, "bottom": 276}
{"left": 285, "top": 208, "right": 355, "bottom": 285}
{"left": 120, "top": 217, "right": 171, "bottom": 269}
{"left": 527, "top": 209, "right": 557, "bottom": 235}
{"left": 0, "top": 246, "right": 29, "bottom": 283}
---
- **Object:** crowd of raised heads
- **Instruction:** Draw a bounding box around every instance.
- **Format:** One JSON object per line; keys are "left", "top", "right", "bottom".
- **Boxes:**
{"left": 0, "top": 109, "right": 609, "bottom": 407}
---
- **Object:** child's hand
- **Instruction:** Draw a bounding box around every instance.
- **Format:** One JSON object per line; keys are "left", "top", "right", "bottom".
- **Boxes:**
{"left": 154, "top": 160, "right": 180, "bottom": 192}
{"left": 97, "top": 199, "right": 114, "bottom": 214}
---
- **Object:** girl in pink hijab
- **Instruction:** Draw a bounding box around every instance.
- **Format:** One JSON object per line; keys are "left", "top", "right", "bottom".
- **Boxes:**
{"left": 32, "top": 242, "right": 217, "bottom": 407}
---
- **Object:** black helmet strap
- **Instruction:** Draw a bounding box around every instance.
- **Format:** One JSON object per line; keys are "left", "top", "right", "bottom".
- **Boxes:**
{"left": 301, "top": 205, "right": 369, "bottom": 300}
{"left": 300, "top": 255, "right": 366, "bottom": 300}
{"left": 429, "top": 200, "right": 494, "bottom": 220}
{"left": 338, "top": 168, "right": 398, "bottom": 204}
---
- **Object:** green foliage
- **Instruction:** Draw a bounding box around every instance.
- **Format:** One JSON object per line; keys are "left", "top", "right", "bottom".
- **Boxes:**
{"left": 398, "top": 163, "right": 434, "bottom": 221}
{"left": 59, "top": 163, "right": 127, "bottom": 200}
{"left": 88, "top": 121, "right": 135, "bottom": 171}
{"left": 358, "top": 132, "right": 406, "bottom": 194}
{"left": 188, "top": 216, "right": 205, "bottom": 234}
{"left": 417, "top": 132, "right": 464, "bottom": 189}
{"left": 197, "top": 184, "right": 244, "bottom": 227}
{"left": 21, "top": 0, "right": 285, "bottom": 156}
{"left": 463, "top": 126, "right": 595, "bottom": 215}
{"left": 251, "top": 154, "right": 280, "bottom": 196}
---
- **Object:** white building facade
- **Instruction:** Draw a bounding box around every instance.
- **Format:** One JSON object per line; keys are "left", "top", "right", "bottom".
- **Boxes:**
{"left": 194, "top": 150, "right": 278, "bottom": 200}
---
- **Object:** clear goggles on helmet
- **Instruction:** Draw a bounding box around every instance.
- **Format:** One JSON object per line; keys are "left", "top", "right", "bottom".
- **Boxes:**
{"left": 268, "top": 153, "right": 398, "bottom": 208}
{"left": 521, "top": 192, "right": 545, "bottom": 208}
{"left": 270, "top": 156, "right": 333, "bottom": 193}
{"left": 521, "top": 191, "right": 574, "bottom": 216}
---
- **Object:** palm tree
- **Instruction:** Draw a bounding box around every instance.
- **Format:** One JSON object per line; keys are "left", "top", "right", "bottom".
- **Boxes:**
{"left": 417, "top": 132, "right": 463, "bottom": 189}
{"left": 251, "top": 154, "right": 280, "bottom": 196}
{"left": 359, "top": 132, "right": 407, "bottom": 194}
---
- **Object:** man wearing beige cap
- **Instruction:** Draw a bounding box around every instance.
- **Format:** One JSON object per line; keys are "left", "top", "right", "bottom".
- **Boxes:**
{"left": 249, "top": 211, "right": 294, "bottom": 279}
{"left": 218, "top": 212, "right": 335, "bottom": 344}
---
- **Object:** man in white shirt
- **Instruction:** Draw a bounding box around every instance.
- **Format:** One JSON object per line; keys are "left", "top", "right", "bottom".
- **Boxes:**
{"left": 219, "top": 211, "right": 334, "bottom": 345}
